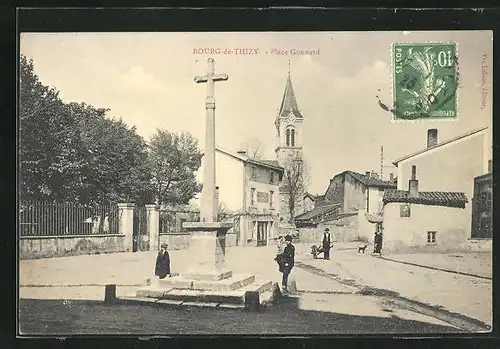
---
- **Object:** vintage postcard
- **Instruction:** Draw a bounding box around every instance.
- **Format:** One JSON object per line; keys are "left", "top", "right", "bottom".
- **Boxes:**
{"left": 18, "top": 29, "right": 492, "bottom": 335}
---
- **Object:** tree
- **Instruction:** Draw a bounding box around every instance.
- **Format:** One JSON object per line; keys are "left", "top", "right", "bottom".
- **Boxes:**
{"left": 19, "top": 55, "right": 85, "bottom": 202}
{"left": 239, "top": 138, "right": 265, "bottom": 160}
{"left": 280, "top": 153, "right": 310, "bottom": 225}
{"left": 19, "top": 55, "right": 154, "bottom": 205}
{"left": 148, "top": 129, "right": 203, "bottom": 206}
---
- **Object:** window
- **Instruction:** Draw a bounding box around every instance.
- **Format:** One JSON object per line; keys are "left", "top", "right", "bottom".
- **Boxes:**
{"left": 427, "top": 231, "right": 436, "bottom": 243}
{"left": 270, "top": 190, "right": 274, "bottom": 208}
{"left": 250, "top": 188, "right": 255, "bottom": 206}
{"left": 286, "top": 127, "right": 296, "bottom": 147}
{"left": 270, "top": 171, "right": 275, "bottom": 184}
{"left": 400, "top": 203, "right": 411, "bottom": 217}
{"left": 251, "top": 166, "right": 257, "bottom": 179}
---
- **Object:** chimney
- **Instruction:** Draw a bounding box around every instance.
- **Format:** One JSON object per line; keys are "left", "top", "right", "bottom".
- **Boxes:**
{"left": 365, "top": 171, "right": 371, "bottom": 178}
{"left": 371, "top": 171, "right": 379, "bottom": 180}
{"left": 408, "top": 166, "right": 418, "bottom": 198}
{"left": 427, "top": 129, "right": 438, "bottom": 148}
{"left": 488, "top": 159, "right": 492, "bottom": 173}
{"left": 237, "top": 150, "right": 247, "bottom": 156}
{"left": 389, "top": 173, "right": 394, "bottom": 181}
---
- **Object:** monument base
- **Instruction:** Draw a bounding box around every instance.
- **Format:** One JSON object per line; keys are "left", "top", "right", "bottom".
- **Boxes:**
{"left": 134, "top": 222, "right": 273, "bottom": 307}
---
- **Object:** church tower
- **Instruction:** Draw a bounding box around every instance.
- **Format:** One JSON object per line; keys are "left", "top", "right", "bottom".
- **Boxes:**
{"left": 275, "top": 69, "right": 305, "bottom": 226}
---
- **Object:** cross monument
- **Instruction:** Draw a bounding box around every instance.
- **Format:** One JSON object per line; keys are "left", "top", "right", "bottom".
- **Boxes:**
{"left": 194, "top": 58, "right": 228, "bottom": 223}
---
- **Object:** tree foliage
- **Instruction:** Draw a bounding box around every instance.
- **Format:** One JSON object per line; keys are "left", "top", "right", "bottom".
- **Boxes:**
{"left": 280, "top": 153, "right": 310, "bottom": 225}
{"left": 19, "top": 55, "right": 153, "bottom": 205}
{"left": 148, "top": 129, "right": 203, "bottom": 206}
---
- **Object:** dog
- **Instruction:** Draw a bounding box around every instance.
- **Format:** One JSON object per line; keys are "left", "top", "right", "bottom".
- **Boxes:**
{"left": 358, "top": 244, "right": 368, "bottom": 253}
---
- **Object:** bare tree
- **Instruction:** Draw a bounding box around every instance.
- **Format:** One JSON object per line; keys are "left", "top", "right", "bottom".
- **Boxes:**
{"left": 239, "top": 138, "right": 265, "bottom": 160}
{"left": 280, "top": 153, "right": 310, "bottom": 225}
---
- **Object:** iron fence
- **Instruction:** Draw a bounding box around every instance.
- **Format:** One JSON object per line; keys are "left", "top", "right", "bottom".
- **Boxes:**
{"left": 19, "top": 201, "right": 120, "bottom": 237}
{"left": 159, "top": 210, "right": 200, "bottom": 234}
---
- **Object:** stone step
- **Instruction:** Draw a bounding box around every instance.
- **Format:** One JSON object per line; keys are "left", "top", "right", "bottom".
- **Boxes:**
{"left": 116, "top": 297, "right": 245, "bottom": 310}
{"left": 135, "top": 279, "right": 274, "bottom": 305}
{"left": 156, "top": 274, "right": 256, "bottom": 292}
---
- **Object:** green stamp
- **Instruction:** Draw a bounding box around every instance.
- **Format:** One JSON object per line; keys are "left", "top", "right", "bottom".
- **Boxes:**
{"left": 392, "top": 42, "right": 457, "bottom": 120}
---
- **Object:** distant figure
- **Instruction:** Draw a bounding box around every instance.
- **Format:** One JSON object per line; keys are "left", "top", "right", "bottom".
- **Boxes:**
{"left": 281, "top": 235, "right": 295, "bottom": 292}
{"left": 322, "top": 227, "right": 332, "bottom": 260}
{"left": 374, "top": 232, "right": 382, "bottom": 254}
{"left": 155, "top": 244, "right": 171, "bottom": 279}
{"left": 274, "top": 235, "right": 285, "bottom": 272}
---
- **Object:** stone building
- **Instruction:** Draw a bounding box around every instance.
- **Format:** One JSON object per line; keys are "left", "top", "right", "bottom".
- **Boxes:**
{"left": 380, "top": 127, "right": 492, "bottom": 253}
{"left": 195, "top": 146, "right": 284, "bottom": 247}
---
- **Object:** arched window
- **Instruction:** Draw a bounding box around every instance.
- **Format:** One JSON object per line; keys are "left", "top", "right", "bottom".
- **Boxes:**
{"left": 286, "top": 127, "right": 296, "bottom": 147}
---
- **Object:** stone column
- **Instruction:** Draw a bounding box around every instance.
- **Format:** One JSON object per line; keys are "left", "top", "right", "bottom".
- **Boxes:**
{"left": 117, "top": 203, "right": 135, "bottom": 252}
{"left": 146, "top": 204, "right": 160, "bottom": 252}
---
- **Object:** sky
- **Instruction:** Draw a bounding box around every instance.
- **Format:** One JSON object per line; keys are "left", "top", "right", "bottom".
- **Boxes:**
{"left": 20, "top": 31, "right": 493, "bottom": 195}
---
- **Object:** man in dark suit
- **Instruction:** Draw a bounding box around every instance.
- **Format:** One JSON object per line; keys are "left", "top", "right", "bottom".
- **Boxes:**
{"left": 281, "top": 234, "right": 295, "bottom": 292}
{"left": 322, "top": 227, "right": 332, "bottom": 260}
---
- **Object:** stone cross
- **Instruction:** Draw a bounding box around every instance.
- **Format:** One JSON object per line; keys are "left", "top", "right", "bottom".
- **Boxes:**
{"left": 194, "top": 58, "right": 229, "bottom": 223}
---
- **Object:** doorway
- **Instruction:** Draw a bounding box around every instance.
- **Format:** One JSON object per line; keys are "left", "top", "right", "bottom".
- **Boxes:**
{"left": 256, "top": 221, "right": 268, "bottom": 246}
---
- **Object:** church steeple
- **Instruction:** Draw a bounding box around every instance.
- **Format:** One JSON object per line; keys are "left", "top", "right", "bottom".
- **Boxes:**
{"left": 275, "top": 66, "right": 304, "bottom": 155}
{"left": 277, "top": 72, "right": 303, "bottom": 120}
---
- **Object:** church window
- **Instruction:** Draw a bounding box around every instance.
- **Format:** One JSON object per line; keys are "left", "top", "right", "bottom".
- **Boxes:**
{"left": 286, "top": 127, "right": 296, "bottom": 147}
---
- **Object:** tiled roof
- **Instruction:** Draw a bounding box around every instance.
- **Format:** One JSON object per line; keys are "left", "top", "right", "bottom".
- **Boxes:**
{"left": 346, "top": 171, "right": 397, "bottom": 188}
{"left": 277, "top": 73, "right": 303, "bottom": 120}
{"left": 257, "top": 159, "right": 281, "bottom": 168}
{"left": 321, "top": 211, "right": 358, "bottom": 223}
{"left": 215, "top": 146, "right": 284, "bottom": 174}
{"left": 393, "top": 127, "right": 488, "bottom": 166}
{"left": 295, "top": 204, "right": 340, "bottom": 221}
{"left": 383, "top": 189, "right": 468, "bottom": 208}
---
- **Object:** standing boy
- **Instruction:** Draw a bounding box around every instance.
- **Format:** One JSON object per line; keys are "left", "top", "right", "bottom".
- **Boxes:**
{"left": 155, "top": 243, "right": 171, "bottom": 279}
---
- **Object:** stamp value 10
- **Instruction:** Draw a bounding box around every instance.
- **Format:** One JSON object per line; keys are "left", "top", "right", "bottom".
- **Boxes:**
{"left": 392, "top": 42, "right": 457, "bottom": 120}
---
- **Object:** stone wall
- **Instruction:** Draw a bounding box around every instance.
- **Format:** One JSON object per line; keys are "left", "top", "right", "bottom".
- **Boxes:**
{"left": 320, "top": 215, "right": 359, "bottom": 242}
{"left": 19, "top": 234, "right": 126, "bottom": 259}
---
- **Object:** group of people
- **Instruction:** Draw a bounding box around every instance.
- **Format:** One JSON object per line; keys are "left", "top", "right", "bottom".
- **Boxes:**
{"left": 274, "top": 234, "right": 296, "bottom": 292}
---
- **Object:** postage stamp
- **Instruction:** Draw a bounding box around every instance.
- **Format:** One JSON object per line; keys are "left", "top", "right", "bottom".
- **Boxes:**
{"left": 392, "top": 42, "right": 458, "bottom": 120}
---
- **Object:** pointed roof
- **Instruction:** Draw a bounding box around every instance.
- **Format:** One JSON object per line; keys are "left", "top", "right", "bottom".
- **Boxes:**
{"left": 277, "top": 73, "right": 303, "bottom": 120}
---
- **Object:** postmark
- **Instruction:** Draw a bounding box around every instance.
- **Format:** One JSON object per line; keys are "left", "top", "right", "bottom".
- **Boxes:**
{"left": 392, "top": 42, "right": 458, "bottom": 120}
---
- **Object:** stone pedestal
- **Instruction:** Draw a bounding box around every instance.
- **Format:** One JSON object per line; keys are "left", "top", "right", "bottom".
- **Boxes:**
{"left": 182, "top": 222, "right": 233, "bottom": 281}
{"left": 135, "top": 221, "right": 273, "bottom": 306}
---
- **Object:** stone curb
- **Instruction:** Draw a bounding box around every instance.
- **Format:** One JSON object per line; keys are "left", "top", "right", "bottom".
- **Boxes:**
{"left": 379, "top": 257, "right": 492, "bottom": 280}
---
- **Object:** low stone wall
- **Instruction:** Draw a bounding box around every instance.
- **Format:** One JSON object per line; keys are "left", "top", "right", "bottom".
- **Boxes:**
{"left": 159, "top": 233, "right": 191, "bottom": 250}
{"left": 19, "top": 234, "right": 126, "bottom": 259}
{"left": 382, "top": 238, "right": 492, "bottom": 255}
{"left": 159, "top": 232, "right": 238, "bottom": 250}
{"left": 298, "top": 227, "right": 322, "bottom": 243}
{"left": 460, "top": 239, "right": 492, "bottom": 253}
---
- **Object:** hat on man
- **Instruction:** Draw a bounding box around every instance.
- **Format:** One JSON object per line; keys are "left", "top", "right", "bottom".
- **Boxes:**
{"left": 324, "top": 227, "right": 330, "bottom": 232}
{"left": 285, "top": 234, "right": 292, "bottom": 242}
{"left": 161, "top": 243, "right": 168, "bottom": 249}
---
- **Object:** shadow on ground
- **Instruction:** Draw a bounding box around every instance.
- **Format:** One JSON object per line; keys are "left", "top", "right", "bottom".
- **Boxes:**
{"left": 18, "top": 298, "right": 463, "bottom": 335}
